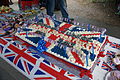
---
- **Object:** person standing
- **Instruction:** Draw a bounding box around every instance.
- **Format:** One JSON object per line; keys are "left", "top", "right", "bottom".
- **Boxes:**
{"left": 46, "top": 0, "right": 69, "bottom": 18}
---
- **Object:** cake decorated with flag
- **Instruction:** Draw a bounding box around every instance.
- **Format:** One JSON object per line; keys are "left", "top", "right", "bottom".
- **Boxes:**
{"left": 15, "top": 21, "right": 107, "bottom": 70}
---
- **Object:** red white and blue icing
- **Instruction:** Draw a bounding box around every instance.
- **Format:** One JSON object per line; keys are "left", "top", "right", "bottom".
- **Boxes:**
{"left": 15, "top": 22, "right": 106, "bottom": 70}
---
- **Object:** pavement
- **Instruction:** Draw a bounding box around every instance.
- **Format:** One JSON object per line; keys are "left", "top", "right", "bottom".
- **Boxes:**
{"left": 67, "top": 0, "right": 120, "bottom": 38}
{"left": 0, "top": 57, "right": 29, "bottom": 80}
{"left": 0, "top": 0, "right": 120, "bottom": 80}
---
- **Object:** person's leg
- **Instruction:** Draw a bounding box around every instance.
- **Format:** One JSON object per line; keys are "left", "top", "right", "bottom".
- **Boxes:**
{"left": 46, "top": 0, "right": 55, "bottom": 17}
{"left": 59, "top": 0, "right": 69, "bottom": 18}
{"left": 55, "top": 0, "right": 60, "bottom": 11}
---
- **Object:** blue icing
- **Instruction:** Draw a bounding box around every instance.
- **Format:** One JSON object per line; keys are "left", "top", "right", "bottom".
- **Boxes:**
{"left": 22, "top": 28, "right": 32, "bottom": 31}
{"left": 98, "top": 37, "right": 105, "bottom": 43}
{"left": 81, "top": 49, "right": 96, "bottom": 61}
{"left": 37, "top": 40, "right": 47, "bottom": 53}
{"left": 26, "top": 37, "right": 42, "bottom": 44}
{"left": 51, "top": 45, "right": 69, "bottom": 59}
{"left": 92, "top": 37, "right": 105, "bottom": 43}
{"left": 70, "top": 27, "right": 85, "bottom": 31}
{"left": 90, "top": 53, "right": 96, "bottom": 61}
{"left": 92, "top": 37, "right": 98, "bottom": 40}
{"left": 37, "top": 39, "right": 46, "bottom": 45}
{"left": 81, "top": 48, "right": 89, "bottom": 55}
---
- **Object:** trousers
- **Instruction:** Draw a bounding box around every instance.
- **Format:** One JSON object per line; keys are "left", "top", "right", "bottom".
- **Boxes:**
{"left": 46, "top": 0, "right": 69, "bottom": 18}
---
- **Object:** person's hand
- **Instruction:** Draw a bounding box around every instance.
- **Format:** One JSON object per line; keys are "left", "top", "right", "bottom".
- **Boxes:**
{"left": 40, "top": 7, "right": 45, "bottom": 10}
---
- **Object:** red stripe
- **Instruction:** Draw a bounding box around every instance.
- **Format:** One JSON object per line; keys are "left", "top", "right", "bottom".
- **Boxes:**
{"left": 0, "top": 39, "right": 36, "bottom": 65}
{"left": 24, "top": 60, "right": 30, "bottom": 75}
{"left": 0, "top": 38, "right": 7, "bottom": 45}
{"left": 51, "top": 63, "right": 55, "bottom": 68}
{"left": 68, "top": 74, "right": 75, "bottom": 77}
{"left": 40, "top": 63, "right": 71, "bottom": 80}
{"left": 60, "top": 69, "right": 66, "bottom": 75}
{"left": 19, "top": 33, "right": 32, "bottom": 35}
{"left": 34, "top": 77, "right": 53, "bottom": 80}
{"left": 116, "top": 44, "right": 120, "bottom": 48}
{"left": 4, "top": 54, "right": 15, "bottom": 57}
{"left": 46, "top": 18, "right": 50, "bottom": 26}
{"left": 7, "top": 44, "right": 37, "bottom": 64}
{"left": 81, "top": 33, "right": 100, "bottom": 36}
{"left": 14, "top": 55, "right": 21, "bottom": 65}
{"left": 48, "top": 34, "right": 59, "bottom": 40}
{"left": 19, "top": 33, "right": 26, "bottom": 35}
{"left": 59, "top": 24, "right": 72, "bottom": 32}
{"left": 45, "top": 41, "right": 51, "bottom": 47}
{"left": 22, "top": 48, "right": 27, "bottom": 52}
{"left": 71, "top": 51, "right": 84, "bottom": 66}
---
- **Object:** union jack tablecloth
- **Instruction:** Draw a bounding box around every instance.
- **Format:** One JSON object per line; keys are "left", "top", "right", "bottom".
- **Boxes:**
{"left": 0, "top": 36, "right": 82, "bottom": 80}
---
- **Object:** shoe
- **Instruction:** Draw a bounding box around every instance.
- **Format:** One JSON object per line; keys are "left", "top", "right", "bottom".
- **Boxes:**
{"left": 63, "top": 18, "right": 74, "bottom": 24}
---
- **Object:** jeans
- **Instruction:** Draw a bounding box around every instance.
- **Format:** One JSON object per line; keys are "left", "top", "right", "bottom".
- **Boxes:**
{"left": 46, "top": 0, "right": 69, "bottom": 18}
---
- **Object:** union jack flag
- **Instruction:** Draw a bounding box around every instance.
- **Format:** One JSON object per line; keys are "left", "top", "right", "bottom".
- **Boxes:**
{"left": 101, "top": 61, "right": 112, "bottom": 72}
{"left": 106, "top": 60, "right": 115, "bottom": 68}
{"left": 106, "top": 51, "right": 116, "bottom": 57}
{"left": 110, "top": 42, "right": 120, "bottom": 50}
{"left": 0, "top": 37, "right": 81, "bottom": 80}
